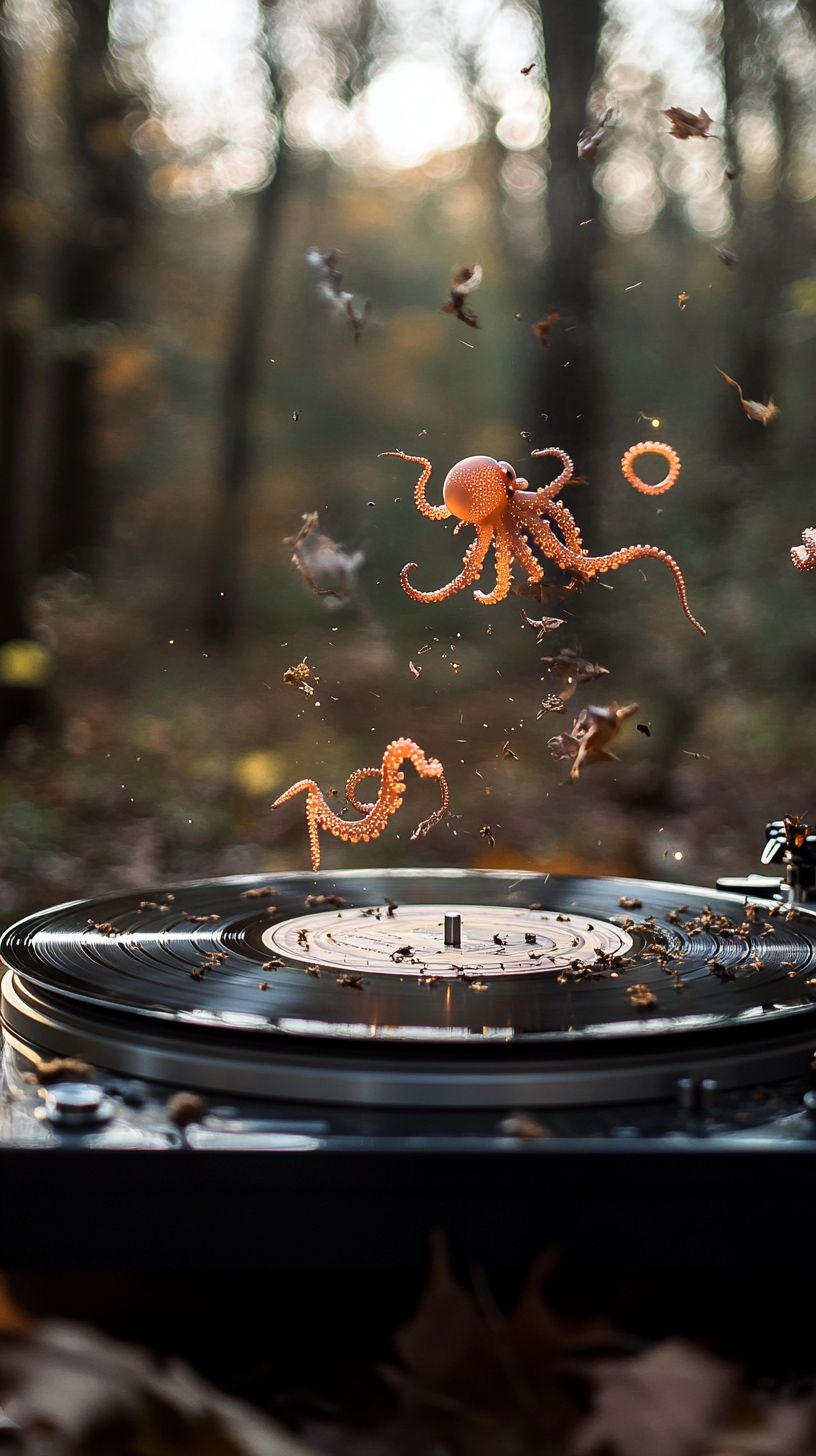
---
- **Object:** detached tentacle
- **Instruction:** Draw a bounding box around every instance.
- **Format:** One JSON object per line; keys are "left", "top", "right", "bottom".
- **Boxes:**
{"left": 474, "top": 527, "right": 514, "bottom": 604}
{"left": 379, "top": 451, "right": 450, "bottom": 520}
{"left": 401, "top": 522, "right": 493, "bottom": 602}
{"left": 272, "top": 739, "right": 445, "bottom": 870}
{"left": 574, "top": 543, "right": 705, "bottom": 635}
{"left": 621, "top": 441, "right": 680, "bottom": 495}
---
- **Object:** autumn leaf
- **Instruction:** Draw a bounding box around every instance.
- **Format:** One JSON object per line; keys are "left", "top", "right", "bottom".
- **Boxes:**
{"left": 577, "top": 107, "right": 613, "bottom": 164}
{"left": 530, "top": 307, "right": 560, "bottom": 347}
{"left": 440, "top": 264, "right": 483, "bottom": 328}
{"left": 662, "top": 105, "right": 714, "bottom": 140}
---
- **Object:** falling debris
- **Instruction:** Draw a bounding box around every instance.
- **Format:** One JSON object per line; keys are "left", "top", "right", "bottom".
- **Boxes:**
{"left": 307, "top": 247, "right": 373, "bottom": 344}
{"left": 537, "top": 695, "right": 566, "bottom": 717}
{"left": 637, "top": 723, "right": 651, "bottom": 736}
{"left": 521, "top": 608, "right": 567, "bottom": 639}
{"left": 530, "top": 308, "right": 560, "bottom": 347}
{"left": 410, "top": 773, "right": 450, "bottom": 841}
{"left": 717, "top": 369, "right": 779, "bottom": 425}
{"left": 662, "top": 105, "right": 714, "bottom": 140}
{"left": 577, "top": 108, "right": 613, "bottom": 164}
{"left": 440, "top": 265, "right": 483, "bottom": 329}
{"left": 409, "top": 660, "right": 422, "bottom": 678}
{"left": 548, "top": 701, "right": 639, "bottom": 784}
{"left": 791, "top": 527, "right": 816, "bottom": 571}
{"left": 502, "top": 741, "right": 519, "bottom": 760}
{"left": 520, "top": 62, "right": 536, "bottom": 75}
{"left": 678, "top": 292, "right": 689, "bottom": 310}
{"left": 283, "top": 658, "right": 315, "bottom": 695}
{"left": 480, "top": 824, "right": 496, "bottom": 848}
{"left": 292, "top": 409, "right": 301, "bottom": 422}
{"left": 540, "top": 647, "right": 610, "bottom": 701}
{"left": 285, "top": 512, "right": 364, "bottom": 606}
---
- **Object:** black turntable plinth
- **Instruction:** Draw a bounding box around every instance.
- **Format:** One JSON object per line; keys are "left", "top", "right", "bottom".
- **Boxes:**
{"left": 2, "top": 867, "right": 816, "bottom": 1272}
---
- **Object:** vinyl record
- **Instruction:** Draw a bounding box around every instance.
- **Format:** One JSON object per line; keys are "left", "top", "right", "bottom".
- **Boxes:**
{"left": 2, "top": 869, "right": 816, "bottom": 1106}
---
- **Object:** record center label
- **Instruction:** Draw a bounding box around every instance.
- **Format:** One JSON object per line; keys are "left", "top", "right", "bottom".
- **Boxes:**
{"left": 265, "top": 904, "right": 633, "bottom": 977}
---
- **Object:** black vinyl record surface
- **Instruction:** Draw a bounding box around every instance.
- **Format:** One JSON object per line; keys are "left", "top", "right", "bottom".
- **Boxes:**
{"left": 2, "top": 869, "right": 816, "bottom": 1106}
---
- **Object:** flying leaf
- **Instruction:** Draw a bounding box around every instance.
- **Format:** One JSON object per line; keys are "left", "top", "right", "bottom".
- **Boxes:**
{"left": 440, "top": 264, "right": 483, "bottom": 329}
{"left": 662, "top": 106, "right": 714, "bottom": 140}
{"left": 521, "top": 608, "right": 566, "bottom": 639}
{"left": 548, "top": 701, "right": 639, "bottom": 784}
{"left": 285, "top": 512, "right": 364, "bottom": 606}
{"left": 307, "top": 247, "right": 373, "bottom": 344}
{"left": 283, "top": 658, "right": 314, "bottom": 694}
{"left": 577, "top": 108, "right": 613, "bottom": 164}
{"left": 530, "top": 308, "right": 560, "bottom": 347}
{"left": 541, "top": 647, "right": 610, "bottom": 701}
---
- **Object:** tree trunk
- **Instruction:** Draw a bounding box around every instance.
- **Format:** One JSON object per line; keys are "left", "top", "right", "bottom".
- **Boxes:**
{"left": 0, "top": 8, "right": 45, "bottom": 737}
{"left": 42, "top": 0, "right": 137, "bottom": 575}
{"left": 535, "top": 0, "right": 602, "bottom": 476}
{"left": 201, "top": 144, "right": 294, "bottom": 643}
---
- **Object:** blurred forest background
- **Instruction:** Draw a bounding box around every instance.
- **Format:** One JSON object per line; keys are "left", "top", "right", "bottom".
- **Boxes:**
{"left": 0, "top": 0, "right": 813, "bottom": 917}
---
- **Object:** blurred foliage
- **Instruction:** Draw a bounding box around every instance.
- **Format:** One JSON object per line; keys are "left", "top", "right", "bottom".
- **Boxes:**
{"left": 0, "top": 0, "right": 814, "bottom": 921}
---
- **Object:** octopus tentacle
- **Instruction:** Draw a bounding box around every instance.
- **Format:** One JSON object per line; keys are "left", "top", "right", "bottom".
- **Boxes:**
{"left": 401, "top": 522, "right": 493, "bottom": 603}
{"left": 411, "top": 773, "right": 450, "bottom": 840}
{"left": 474, "top": 527, "right": 514, "bottom": 604}
{"left": 575, "top": 543, "right": 704, "bottom": 635}
{"left": 345, "top": 766, "right": 380, "bottom": 815}
{"left": 272, "top": 738, "right": 444, "bottom": 870}
{"left": 517, "top": 494, "right": 584, "bottom": 555}
{"left": 621, "top": 441, "right": 680, "bottom": 495}
{"left": 524, "top": 512, "right": 581, "bottom": 574}
{"left": 506, "top": 516, "right": 544, "bottom": 583}
{"left": 530, "top": 447, "right": 574, "bottom": 499}
{"left": 378, "top": 451, "right": 450, "bottom": 520}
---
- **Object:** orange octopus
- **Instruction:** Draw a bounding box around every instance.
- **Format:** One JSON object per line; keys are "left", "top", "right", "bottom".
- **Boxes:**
{"left": 272, "top": 738, "right": 447, "bottom": 871}
{"left": 381, "top": 442, "right": 705, "bottom": 635}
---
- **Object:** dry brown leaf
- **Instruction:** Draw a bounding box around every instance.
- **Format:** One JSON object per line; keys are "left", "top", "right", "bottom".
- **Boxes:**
{"left": 440, "top": 264, "right": 483, "bottom": 328}
{"left": 548, "top": 701, "right": 638, "bottom": 783}
{"left": 627, "top": 983, "right": 657, "bottom": 1008}
{"left": 678, "top": 292, "right": 689, "bottom": 310}
{"left": 530, "top": 307, "right": 560, "bottom": 347}
{"left": 662, "top": 105, "right": 714, "bottom": 140}
{"left": 577, "top": 107, "right": 613, "bottom": 163}
{"left": 283, "top": 657, "right": 314, "bottom": 694}
{"left": 540, "top": 647, "right": 609, "bottom": 700}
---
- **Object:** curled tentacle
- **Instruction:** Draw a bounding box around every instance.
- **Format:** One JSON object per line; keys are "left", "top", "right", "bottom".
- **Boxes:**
{"left": 530, "top": 447, "right": 575, "bottom": 499}
{"left": 345, "top": 766, "right": 380, "bottom": 815}
{"left": 506, "top": 515, "right": 544, "bottom": 583}
{"left": 379, "top": 451, "right": 449, "bottom": 520}
{"left": 621, "top": 441, "right": 680, "bottom": 495}
{"left": 272, "top": 739, "right": 444, "bottom": 870}
{"left": 474, "top": 527, "right": 514, "bottom": 604}
{"left": 401, "top": 523, "right": 492, "bottom": 602}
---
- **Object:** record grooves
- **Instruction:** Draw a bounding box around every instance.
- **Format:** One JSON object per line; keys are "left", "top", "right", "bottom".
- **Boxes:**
{"left": 2, "top": 869, "right": 816, "bottom": 1107}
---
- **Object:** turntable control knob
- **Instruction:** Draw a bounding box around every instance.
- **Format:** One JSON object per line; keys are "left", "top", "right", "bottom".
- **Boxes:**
{"left": 43, "top": 1082, "right": 112, "bottom": 1127}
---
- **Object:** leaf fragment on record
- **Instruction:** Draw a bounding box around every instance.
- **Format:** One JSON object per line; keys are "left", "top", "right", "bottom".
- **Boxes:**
{"left": 662, "top": 105, "right": 714, "bottom": 140}
{"left": 530, "top": 308, "right": 560, "bottom": 347}
{"left": 717, "top": 369, "right": 779, "bottom": 425}
{"left": 627, "top": 983, "right": 657, "bottom": 1007}
{"left": 577, "top": 107, "right": 613, "bottom": 163}
{"left": 440, "top": 264, "right": 483, "bottom": 329}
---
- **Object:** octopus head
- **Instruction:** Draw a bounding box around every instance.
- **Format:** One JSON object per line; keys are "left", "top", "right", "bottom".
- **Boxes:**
{"left": 443, "top": 456, "right": 515, "bottom": 523}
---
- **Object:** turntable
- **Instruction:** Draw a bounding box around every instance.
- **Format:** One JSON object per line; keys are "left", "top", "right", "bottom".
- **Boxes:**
{"left": 0, "top": 821, "right": 815, "bottom": 1274}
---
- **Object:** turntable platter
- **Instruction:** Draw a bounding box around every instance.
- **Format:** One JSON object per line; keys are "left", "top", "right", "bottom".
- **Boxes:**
{"left": 2, "top": 869, "right": 816, "bottom": 1107}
